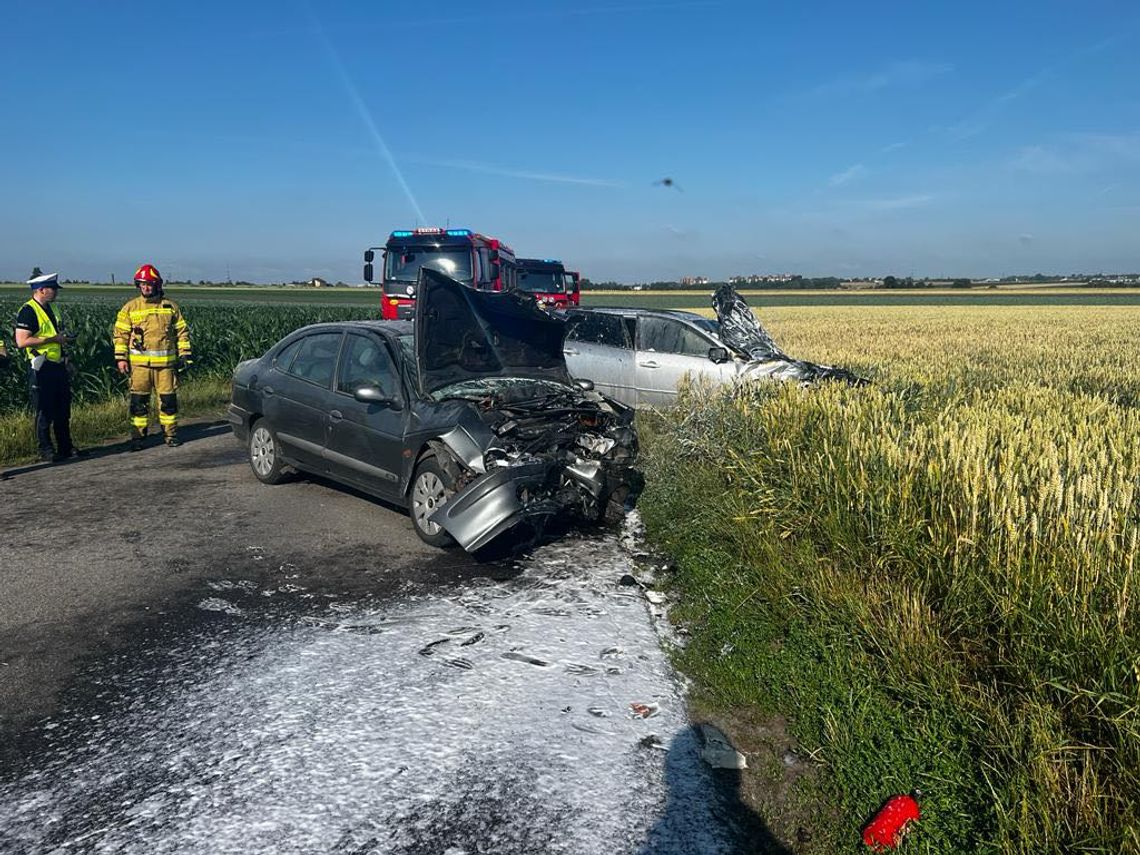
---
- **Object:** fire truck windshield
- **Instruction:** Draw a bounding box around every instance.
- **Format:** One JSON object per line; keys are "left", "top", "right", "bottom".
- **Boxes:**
{"left": 385, "top": 247, "right": 473, "bottom": 285}
{"left": 518, "top": 271, "right": 566, "bottom": 294}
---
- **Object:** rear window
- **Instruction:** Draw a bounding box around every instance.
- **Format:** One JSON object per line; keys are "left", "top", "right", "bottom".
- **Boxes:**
{"left": 284, "top": 332, "right": 342, "bottom": 388}
{"left": 274, "top": 338, "right": 303, "bottom": 370}
{"left": 565, "top": 313, "right": 631, "bottom": 348}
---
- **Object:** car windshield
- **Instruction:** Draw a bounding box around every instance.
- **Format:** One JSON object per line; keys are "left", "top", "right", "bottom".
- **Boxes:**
{"left": 518, "top": 271, "right": 566, "bottom": 294}
{"left": 386, "top": 247, "right": 473, "bottom": 285}
{"left": 429, "top": 377, "right": 572, "bottom": 403}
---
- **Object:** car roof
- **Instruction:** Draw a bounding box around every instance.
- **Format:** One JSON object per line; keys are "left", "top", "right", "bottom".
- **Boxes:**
{"left": 290, "top": 320, "right": 414, "bottom": 338}
{"left": 567, "top": 306, "right": 712, "bottom": 323}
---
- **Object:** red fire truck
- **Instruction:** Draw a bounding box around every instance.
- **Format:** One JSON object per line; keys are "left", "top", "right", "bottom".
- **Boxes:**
{"left": 364, "top": 228, "right": 518, "bottom": 320}
{"left": 516, "top": 258, "right": 580, "bottom": 310}
{"left": 566, "top": 270, "right": 582, "bottom": 306}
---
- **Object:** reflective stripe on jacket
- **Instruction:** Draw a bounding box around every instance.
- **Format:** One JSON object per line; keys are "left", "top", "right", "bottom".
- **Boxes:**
{"left": 22, "top": 299, "right": 63, "bottom": 363}
{"left": 113, "top": 295, "right": 192, "bottom": 367}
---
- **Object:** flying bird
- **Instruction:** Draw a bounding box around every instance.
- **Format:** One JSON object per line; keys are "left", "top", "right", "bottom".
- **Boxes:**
{"left": 654, "top": 177, "right": 683, "bottom": 192}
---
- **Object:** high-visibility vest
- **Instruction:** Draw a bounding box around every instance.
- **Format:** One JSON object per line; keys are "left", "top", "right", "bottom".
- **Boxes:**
{"left": 22, "top": 299, "right": 63, "bottom": 363}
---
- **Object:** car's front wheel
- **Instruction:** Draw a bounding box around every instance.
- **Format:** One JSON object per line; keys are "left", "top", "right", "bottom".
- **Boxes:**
{"left": 248, "top": 419, "right": 288, "bottom": 485}
{"left": 410, "top": 455, "right": 457, "bottom": 548}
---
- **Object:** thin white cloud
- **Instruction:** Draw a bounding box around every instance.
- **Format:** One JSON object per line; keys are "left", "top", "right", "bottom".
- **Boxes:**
{"left": 828, "top": 163, "right": 867, "bottom": 186}
{"left": 947, "top": 30, "right": 1130, "bottom": 140}
{"left": 880, "top": 141, "right": 908, "bottom": 154}
{"left": 850, "top": 194, "right": 935, "bottom": 211}
{"left": 948, "top": 70, "right": 1051, "bottom": 140}
{"left": 409, "top": 156, "right": 626, "bottom": 188}
{"left": 810, "top": 61, "right": 953, "bottom": 97}
{"left": 1011, "top": 133, "right": 1140, "bottom": 174}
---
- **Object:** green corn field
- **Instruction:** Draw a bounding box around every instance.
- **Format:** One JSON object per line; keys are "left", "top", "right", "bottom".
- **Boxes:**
{"left": 0, "top": 297, "right": 377, "bottom": 414}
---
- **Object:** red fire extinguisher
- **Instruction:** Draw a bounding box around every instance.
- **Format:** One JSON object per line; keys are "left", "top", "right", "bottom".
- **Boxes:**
{"left": 862, "top": 791, "right": 921, "bottom": 850}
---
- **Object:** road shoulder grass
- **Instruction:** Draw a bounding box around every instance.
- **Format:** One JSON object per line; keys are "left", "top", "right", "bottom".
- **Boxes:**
{"left": 0, "top": 377, "right": 231, "bottom": 466}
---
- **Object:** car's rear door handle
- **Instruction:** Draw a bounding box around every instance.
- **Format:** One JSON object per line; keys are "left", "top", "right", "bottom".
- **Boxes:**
{"left": 564, "top": 347, "right": 580, "bottom": 355}
{"left": 639, "top": 360, "right": 659, "bottom": 369}
{"left": 329, "top": 410, "right": 343, "bottom": 422}
{"left": 263, "top": 385, "right": 275, "bottom": 396}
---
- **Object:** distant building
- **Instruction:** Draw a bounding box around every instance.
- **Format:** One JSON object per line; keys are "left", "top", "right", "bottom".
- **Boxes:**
{"left": 680, "top": 276, "right": 710, "bottom": 286}
{"left": 728, "top": 274, "right": 798, "bottom": 284}
{"left": 309, "top": 277, "right": 329, "bottom": 288}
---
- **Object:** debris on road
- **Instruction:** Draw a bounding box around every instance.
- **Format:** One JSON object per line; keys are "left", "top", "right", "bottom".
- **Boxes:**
{"left": 501, "top": 650, "right": 550, "bottom": 667}
{"left": 639, "top": 734, "right": 668, "bottom": 751}
{"left": 698, "top": 724, "right": 748, "bottom": 770}
{"left": 629, "top": 702, "right": 660, "bottom": 719}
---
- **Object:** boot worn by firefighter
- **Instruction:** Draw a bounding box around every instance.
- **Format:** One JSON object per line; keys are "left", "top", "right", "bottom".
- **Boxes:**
{"left": 165, "top": 433, "right": 181, "bottom": 448}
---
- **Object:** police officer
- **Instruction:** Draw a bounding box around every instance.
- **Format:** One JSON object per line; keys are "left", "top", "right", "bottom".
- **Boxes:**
{"left": 14, "top": 272, "right": 83, "bottom": 462}
{"left": 113, "top": 263, "right": 192, "bottom": 449}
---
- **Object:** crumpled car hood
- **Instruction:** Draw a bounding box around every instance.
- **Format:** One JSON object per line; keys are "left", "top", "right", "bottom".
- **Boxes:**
{"left": 712, "top": 284, "right": 868, "bottom": 385}
{"left": 415, "top": 268, "right": 572, "bottom": 396}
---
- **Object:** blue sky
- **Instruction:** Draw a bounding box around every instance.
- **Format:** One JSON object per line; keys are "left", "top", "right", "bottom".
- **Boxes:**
{"left": 3, "top": 0, "right": 1138, "bottom": 283}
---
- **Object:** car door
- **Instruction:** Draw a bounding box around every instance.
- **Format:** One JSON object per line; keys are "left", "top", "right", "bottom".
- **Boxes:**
{"left": 563, "top": 312, "right": 635, "bottom": 405}
{"left": 634, "top": 316, "right": 734, "bottom": 407}
{"left": 267, "top": 331, "right": 343, "bottom": 471}
{"left": 324, "top": 332, "right": 407, "bottom": 498}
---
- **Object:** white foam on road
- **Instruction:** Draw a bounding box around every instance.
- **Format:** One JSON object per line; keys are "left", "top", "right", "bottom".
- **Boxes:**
{"left": 0, "top": 521, "right": 746, "bottom": 854}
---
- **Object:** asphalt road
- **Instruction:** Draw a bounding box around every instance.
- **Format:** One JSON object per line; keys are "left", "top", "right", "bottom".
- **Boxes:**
{"left": 0, "top": 422, "right": 777, "bottom": 854}
{"left": 1, "top": 420, "right": 450, "bottom": 747}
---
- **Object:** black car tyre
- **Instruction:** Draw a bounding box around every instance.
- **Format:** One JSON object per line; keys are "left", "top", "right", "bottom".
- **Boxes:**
{"left": 249, "top": 419, "right": 287, "bottom": 485}
{"left": 410, "top": 455, "right": 457, "bottom": 548}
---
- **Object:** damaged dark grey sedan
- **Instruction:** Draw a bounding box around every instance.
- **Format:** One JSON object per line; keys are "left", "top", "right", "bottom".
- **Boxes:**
{"left": 227, "top": 268, "right": 641, "bottom": 552}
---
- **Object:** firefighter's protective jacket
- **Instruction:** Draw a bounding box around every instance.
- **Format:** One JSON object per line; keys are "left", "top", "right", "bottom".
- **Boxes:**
{"left": 113, "top": 295, "right": 192, "bottom": 368}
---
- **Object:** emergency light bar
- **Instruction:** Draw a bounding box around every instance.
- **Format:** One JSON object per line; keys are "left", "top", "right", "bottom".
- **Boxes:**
{"left": 542, "top": 258, "right": 561, "bottom": 263}
{"left": 413, "top": 227, "right": 444, "bottom": 235}
{"left": 446, "top": 229, "right": 471, "bottom": 236}
{"left": 391, "top": 230, "right": 414, "bottom": 237}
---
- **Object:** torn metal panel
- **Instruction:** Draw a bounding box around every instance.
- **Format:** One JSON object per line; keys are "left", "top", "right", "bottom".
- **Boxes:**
{"left": 428, "top": 461, "right": 556, "bottom": 552}
{"left": 712, "top": 284, "right": 868, "bottom": 386}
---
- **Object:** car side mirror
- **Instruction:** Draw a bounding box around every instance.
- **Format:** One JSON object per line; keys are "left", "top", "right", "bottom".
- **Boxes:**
{"left": 363, "top": 263, "right": 374, "bottom": 282}
{"left": 353, "top": 384, "right": 401, "bottom": 409}
{"left": 575, "top": 378, "right": 595, "bottom": 391}
{"left": 364, "top": 249, "right": 375, "bottom": 263}
{"left": 708, "top": 346, "right": 730, "bottom": 364}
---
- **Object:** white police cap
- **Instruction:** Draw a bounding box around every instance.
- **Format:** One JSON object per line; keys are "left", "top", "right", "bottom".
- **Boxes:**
{"left": 27, "top": 272, "right": 61, "bottom": 289}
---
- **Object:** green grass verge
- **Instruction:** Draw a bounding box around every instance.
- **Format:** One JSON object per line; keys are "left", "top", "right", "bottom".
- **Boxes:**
{"left": 0, "top": 377, "right": 231, "bottom": 465}
{"left": 637, "top": 384, "right": 1140, "bottom": 853}
{"left": 639, "top": 421, "right": 986, "bottom": 852}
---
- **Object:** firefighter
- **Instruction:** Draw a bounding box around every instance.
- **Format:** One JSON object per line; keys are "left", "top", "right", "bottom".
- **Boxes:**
{"left": 113, "top": 263, "right": 192, "bottom": 449}
{"left": 14, "top": 272, "right": 81, "bottom": 462}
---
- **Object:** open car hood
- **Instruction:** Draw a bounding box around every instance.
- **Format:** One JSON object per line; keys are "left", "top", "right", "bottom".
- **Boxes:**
{"left": 415, "top": 267, "right": 573, "bottom": 396}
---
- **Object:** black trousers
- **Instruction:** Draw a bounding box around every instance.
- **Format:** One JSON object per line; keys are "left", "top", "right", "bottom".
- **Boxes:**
{"left": 28, "top": 361, "right": 73, "bottom": 456}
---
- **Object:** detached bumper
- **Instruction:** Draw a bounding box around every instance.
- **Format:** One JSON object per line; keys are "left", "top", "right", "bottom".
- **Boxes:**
{"left": 428, "top": 462, "right": 553, "bottom": 553}
{"left": 428, "top": 459, "right": 644, "bottom": 553}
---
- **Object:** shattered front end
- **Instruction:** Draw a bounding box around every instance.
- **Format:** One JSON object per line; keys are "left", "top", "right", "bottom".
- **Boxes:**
{"left": 428, "top": 386, "right": 643, "bottom": 553}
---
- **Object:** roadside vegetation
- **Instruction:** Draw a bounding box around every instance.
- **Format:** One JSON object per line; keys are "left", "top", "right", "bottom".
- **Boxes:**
{"left": 0, "top": 296, "right": 376, "bottom": 463}
{"left": 640, "top": 305, "right": 1140, "bottom": 852}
